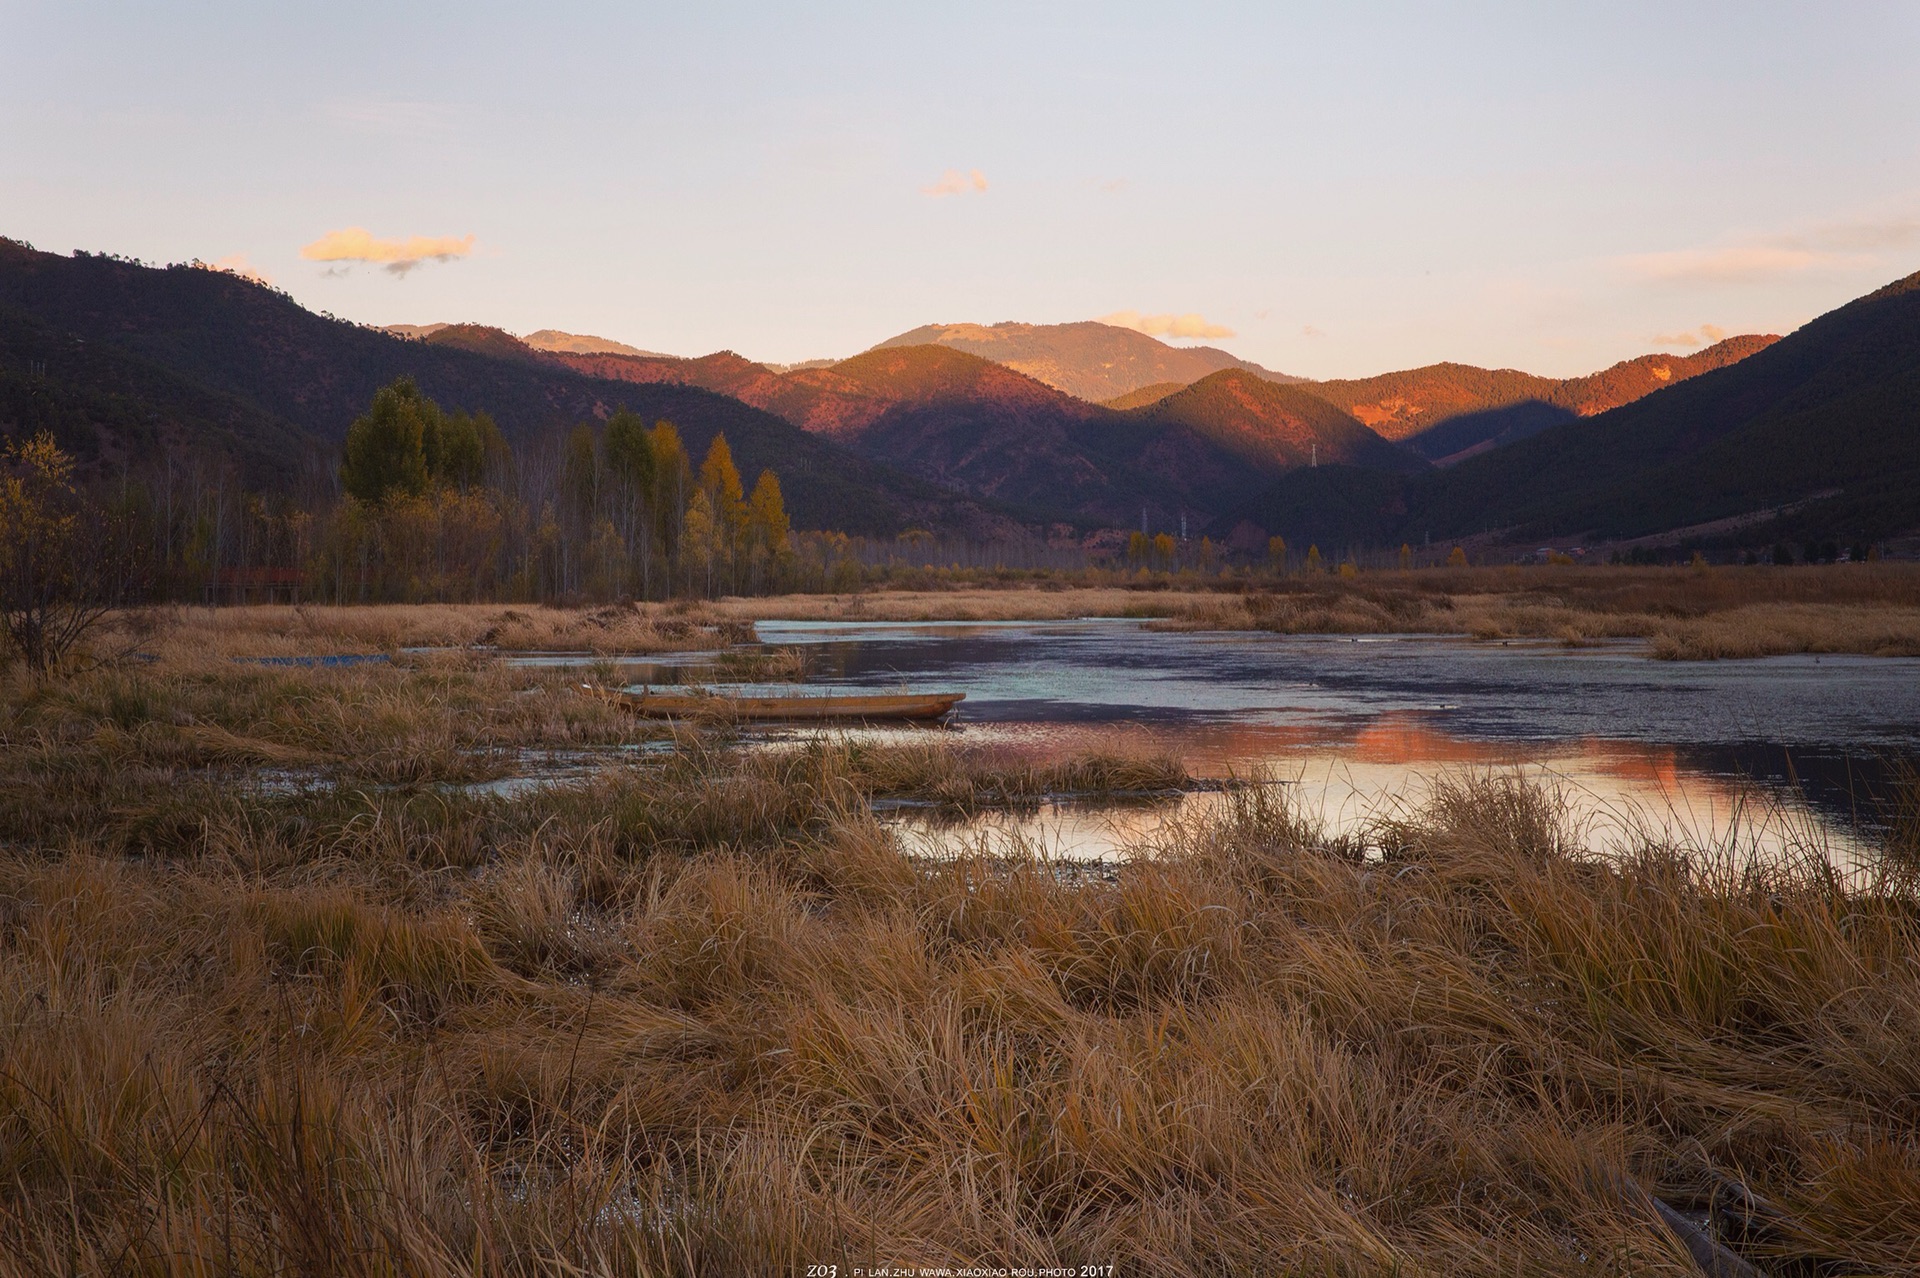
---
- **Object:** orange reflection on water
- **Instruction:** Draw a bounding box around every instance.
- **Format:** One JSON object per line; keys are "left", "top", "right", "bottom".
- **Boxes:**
{"left": 887, "top": 712, "right": 1859, "bottom": 867}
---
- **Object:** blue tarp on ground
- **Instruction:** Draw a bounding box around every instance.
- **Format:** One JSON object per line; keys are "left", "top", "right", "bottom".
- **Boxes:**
{"left": 238, "top": 654, "right": 392, "bottom": 668}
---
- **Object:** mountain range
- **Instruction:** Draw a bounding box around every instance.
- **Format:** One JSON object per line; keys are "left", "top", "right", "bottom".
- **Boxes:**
{"left": 449, "top": 330, "right": 1420, "bottom": 525}
{"left": 1308, "top": 336, "right": 1779, "bottom": 464}
{"left": 1227, "top": 270, "right": 1920, "bottom": 550}
{"left": 5, "top": 232, "right": 1913, "bottom": 552}
{"left": 868, "top": 321, "right": 1303, "bottom": 403}
{"left": 0, "top": 241, "right": 1006, "bottom": 536}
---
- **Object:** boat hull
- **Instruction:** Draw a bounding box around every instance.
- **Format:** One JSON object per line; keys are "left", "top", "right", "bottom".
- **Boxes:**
{"left": 599, "top": 689, "right": 965, "bottom": 722}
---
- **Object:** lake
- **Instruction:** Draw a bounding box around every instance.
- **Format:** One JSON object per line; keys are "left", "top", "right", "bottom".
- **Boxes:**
{"left": 737, "top": 619, "right": 1920, "bottom": 863}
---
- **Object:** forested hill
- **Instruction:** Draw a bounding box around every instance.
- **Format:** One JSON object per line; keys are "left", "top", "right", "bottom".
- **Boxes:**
{"left": 1300, "top": 335, "right": 1779, "bottom": 463}
{"left": 1124, "top": 370, "right": 1426, "bottom": 475}
{"left": 0, "top": 303, "right": 322, "bottom": 486}
{"left": 0, "top": 240, "right": 1005, "bottom": 535}
{"left": 870, "top": 321, "right": 1303, "bottom": 403}
{"left": 1225, "top": 269, "right": 1920, "bottom": 549}
{"left": 537, "top": 337, "right": 1419, "bottom": 527}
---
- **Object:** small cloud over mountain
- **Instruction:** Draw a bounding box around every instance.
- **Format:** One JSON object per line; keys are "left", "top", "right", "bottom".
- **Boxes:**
{"left": 300, "top": 227, "right": 476, "bottom": 277}
{"left": 922, "top": 169, "right": 988, "bottom": 198}
{"left": 1650, "top": 323, "right": 1726, "bottom": 347}
{"left": 198, "top": 254, "right": 272, "bottom": 286}
{"left": 1100, "top": 310, "right": 1236, "bottom": 341}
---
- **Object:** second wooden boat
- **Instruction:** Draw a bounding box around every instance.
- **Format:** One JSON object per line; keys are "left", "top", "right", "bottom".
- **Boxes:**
{"left": 593, "top": 687, "right": 965, "bottom": 722}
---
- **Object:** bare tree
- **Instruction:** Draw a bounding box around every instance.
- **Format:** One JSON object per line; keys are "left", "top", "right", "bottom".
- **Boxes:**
{"left": 0, "top": 433, "right": 143, "bottom": 673}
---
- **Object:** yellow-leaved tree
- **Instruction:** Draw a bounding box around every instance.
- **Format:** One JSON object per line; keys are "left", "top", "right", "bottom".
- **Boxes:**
{"left": 681, "top": 489, "right": 719, "bottom": 597}
{"left": 745, "top": 469, "right": 791, "bottom": 592}
{"left": 697, "top": 434, "right": 747, "bottom": 590}
{"left": 0, "top": 433, "right": 140, "bottom": 673}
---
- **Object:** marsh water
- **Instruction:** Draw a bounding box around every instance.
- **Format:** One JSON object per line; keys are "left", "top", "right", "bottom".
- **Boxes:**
{"left": 683, "top": 619, "right": 1920, "bottom": 863}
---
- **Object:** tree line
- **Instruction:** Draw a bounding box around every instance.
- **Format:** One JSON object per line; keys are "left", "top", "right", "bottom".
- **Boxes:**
{"left": 279, "top": 376, "right": 799, "bottom": 604}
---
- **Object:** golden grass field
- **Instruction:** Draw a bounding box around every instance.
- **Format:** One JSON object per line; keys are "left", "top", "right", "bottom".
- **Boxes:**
{"left": 117, "top": 562, "right": 1920, "bottom": 665}
{"left": 2, "top": 628, "right": 1918, "bottom": 1274}
{"left": 1149, "top": 563, "right": 1920, "bottom": 659}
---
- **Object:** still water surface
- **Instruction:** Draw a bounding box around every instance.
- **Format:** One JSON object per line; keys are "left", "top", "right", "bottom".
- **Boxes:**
{"left": 741, "top": 620, "right": 1920, "bottom": 862}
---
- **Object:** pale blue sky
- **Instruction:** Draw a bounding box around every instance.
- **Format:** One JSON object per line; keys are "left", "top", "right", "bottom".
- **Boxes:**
{"left": 4, "top": 1, "right": 1918, "bottom": 377}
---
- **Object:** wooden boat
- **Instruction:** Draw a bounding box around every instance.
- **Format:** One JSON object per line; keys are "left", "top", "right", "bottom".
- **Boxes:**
{"left": 590, "top": 686, "right": 965, "bottom": 722}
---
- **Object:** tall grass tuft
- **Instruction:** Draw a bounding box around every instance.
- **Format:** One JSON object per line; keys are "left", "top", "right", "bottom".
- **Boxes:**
{"left": 4, "top": 659, "right": 1920, "bottom": 1273}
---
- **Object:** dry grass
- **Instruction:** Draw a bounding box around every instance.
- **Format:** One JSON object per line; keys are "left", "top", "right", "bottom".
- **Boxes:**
{"left": 1155, "top": 564, "right": 1920, "bottom": 659}
{"left": 2, "top": 658, "right": 1919, "bottom": 1274}
{"left": 708, "top": 586, "right": 1221, "bottom": 622}
{"left": 128, "top": 601, "right": 756, "bottom": 663}
{"left": 84, "top": 565, "right": 1920, "bottom": 670}
{"left": 788, "top": 737, "right": 1192, "bottom": 812}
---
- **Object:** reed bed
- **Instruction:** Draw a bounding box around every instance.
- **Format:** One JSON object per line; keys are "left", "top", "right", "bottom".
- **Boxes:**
{"left": 1157, "top": 564, "right": 1920, "bottom": 659}
{"left": 2, "top": 660, "right": 1918, "bottom": 1275}
{"left": 135, "top": 601, "right": 756, "bottom": 663}
{"left": 788, "top": 737, "right": 1194, "bottom": 811}
{"left": 709, "top": 586, "right": 1221, "bottom": 622}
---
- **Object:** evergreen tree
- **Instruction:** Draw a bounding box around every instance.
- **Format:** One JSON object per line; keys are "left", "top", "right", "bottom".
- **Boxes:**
{"left": 603, "top": 410, "right": 658, "bottom": 597}
{"left": 561, "top": 424, "right": 599, "bottom": 523}
{"left": 603, "top": 411, "right": 656, "bottom": 497}
{"left": 428, "top": 410, "right": 502, "bottom": 491}
{"left": 341, "top": 378, "right": 504, "bottom": 502}
{"left": 340, "top": 378, "right": 433, "bottom": 504}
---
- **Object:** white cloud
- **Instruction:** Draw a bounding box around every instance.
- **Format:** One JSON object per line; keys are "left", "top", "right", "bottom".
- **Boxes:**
{"left": 922, "top": 168, "right": 989, "bottom": 197}
{"left": 197, "top": 254, "right": 272, "bottom": 286}
{"left": 300, "top": 227, "right": 476, "bottom": 277}
{"left": 1100, "top": 310, "right": 1236, "bottom": 341}
{"left": 1624, "top": 207, "right": 1920, "bottom": 285}
{"left": 1649, "top": 323, "right": 1727, "bottom": 347}
{"left": 1626, "top": 245, "right": 1839, "bottom": 284}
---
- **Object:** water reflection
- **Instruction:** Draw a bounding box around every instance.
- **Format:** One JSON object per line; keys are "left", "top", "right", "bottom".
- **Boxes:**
{"left": 754, "top": 620, "right": 1920, "bottom": 864}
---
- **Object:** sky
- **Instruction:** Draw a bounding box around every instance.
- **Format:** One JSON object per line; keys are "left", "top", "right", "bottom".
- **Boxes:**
{"left": 4, "top": 1, "right": 1919, "bottom": 378}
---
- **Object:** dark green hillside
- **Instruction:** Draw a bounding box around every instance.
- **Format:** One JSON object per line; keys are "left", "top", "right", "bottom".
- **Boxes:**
{"left": 801, "top": 347, "right": 1333, "bottom": 527}
{"left": 414, "top": 323, "right": 549, "bottom": 365}
{"left": 1413, "top": 271, "right": 1920, "bottom": 542}
{"left": 1127, "top": 370, "right": 1426, "bottom": 475}
{"left": 0, "top": 304, "right": 319, "bottom": 485}
{"left": 0, "top": 240, "right": 996, "bottom": 535}
{"left": 1304, "top": 363, "right": 1558, "bottom": 442}
{"left": 1227, "top": 270, "right": 1920, "bottom": 548}
{"left": 1300, "top": 337, "right": 1778, "bottom": 463}
{"left": 1101, "top": 382, "right": 1185, "bottom": 410}
{"left": 1215, "top": 464, "right": 1413, "bottom": 552}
